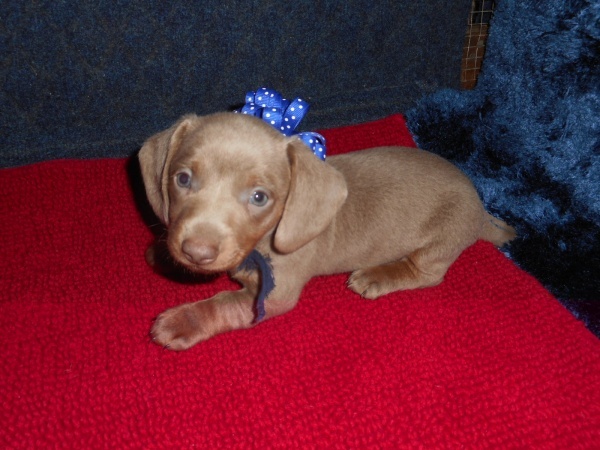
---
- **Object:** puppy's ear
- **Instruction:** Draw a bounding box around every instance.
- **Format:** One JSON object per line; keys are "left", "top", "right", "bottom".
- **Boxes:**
{"left": 274, "top": 139, "right": 348, "bottom": 253}
{"left": 138, "top": 116, "right": 194, "bottom": 224}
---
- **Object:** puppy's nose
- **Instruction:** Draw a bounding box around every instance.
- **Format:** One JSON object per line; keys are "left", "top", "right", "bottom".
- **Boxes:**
{"left": 181, "top": 239, "right": 218, "bottom": 265}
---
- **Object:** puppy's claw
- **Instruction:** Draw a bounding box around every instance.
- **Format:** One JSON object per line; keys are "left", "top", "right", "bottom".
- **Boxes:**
{"left": 347, "top": 268, "right": 394, "bottom": 300}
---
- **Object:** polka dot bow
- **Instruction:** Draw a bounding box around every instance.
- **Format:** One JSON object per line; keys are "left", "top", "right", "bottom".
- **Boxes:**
{"left": 236, "top": 87, "right": 327, "bottom": 160}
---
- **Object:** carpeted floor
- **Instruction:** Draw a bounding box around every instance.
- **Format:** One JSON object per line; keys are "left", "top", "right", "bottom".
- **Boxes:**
{"left": 0, "top": 0, "right": 471, "bottom": 167}
{"left": 1, "top": 116, "right": 599, "bottom": 448}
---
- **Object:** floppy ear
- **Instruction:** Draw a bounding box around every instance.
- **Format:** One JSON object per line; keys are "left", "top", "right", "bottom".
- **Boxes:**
{"left": 138, "top": 116, "right": 194, "bottom": 224}
{"left": 274, "top": 139, "right": 348, "bottom": 253}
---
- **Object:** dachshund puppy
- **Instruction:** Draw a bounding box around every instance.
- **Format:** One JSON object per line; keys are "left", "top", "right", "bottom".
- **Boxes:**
{"left": 139, "top": 112, "right": 515, "bottom": 350}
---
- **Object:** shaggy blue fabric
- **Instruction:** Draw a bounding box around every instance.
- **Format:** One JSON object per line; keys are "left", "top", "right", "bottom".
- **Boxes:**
{"left": 0, "top": 0, "right": 471, "bottom": 167}
{"left": 407, "top": 0, "right": 600, "bottom": 334}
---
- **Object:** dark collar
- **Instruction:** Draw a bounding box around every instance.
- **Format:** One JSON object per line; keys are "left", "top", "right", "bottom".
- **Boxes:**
{"left": 236, "top": 250, "right": 275, "bottom": 322}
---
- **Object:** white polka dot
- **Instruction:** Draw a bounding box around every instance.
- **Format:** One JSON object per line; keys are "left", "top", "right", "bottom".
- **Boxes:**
{"left": 258, "top": 96, "right": 262, "bottom": 100}
{"left": 299, "top": 105, "right": 303, "bottom": 109}
{"left": 284, "top": 118, "right": 289, "bottom": 122}
{"left": 292, "top": 116, "right": 296, "bottom": 120}
{"left": 266, "top": 113, "right": 271, "bottom": 117}
{"left": 291, "top": 108, "right": 295, "bottom": 111}
{"left": 309, "top": 139, "right": 314, "bottom": 143}
{"left": 271, "top": 120, "right": 276, "bottom": 125}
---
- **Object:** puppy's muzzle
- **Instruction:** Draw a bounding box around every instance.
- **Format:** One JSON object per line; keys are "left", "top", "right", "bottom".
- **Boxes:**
{"left": 181, "top": 238, "right": 218, "bottom": 266}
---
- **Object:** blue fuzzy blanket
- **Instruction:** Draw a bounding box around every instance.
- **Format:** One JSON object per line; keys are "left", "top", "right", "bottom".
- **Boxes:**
{"left": 407, "top": 0, "right": 600, "bottom": 335}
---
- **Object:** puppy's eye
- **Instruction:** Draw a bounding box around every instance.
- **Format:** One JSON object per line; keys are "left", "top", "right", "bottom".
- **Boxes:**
{"left": 175, "top": 171, "right": 192, "bottom": 188}
{"left": 249, "top": 190, "right": 269, "bottom": 207}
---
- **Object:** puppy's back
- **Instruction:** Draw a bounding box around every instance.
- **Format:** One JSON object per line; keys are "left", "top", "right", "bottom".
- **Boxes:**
{"left": 317, "top": 147, "right": 504, "bottom": 273}
{"left": 328, "top": 146, "right": 482, "bottom": 226}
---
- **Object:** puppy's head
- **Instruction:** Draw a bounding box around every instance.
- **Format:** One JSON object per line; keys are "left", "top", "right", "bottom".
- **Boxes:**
{"left": 139, "top": 113, "right": 347, "bottom": 273}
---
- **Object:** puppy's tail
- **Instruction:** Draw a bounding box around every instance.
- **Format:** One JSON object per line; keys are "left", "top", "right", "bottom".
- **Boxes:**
{"left": 480, "top": 213, "right": 517, "bottom": 247}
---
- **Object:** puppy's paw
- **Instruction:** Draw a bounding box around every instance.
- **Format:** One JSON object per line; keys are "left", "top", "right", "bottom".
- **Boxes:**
{"left": 151, "top": 302, "right": 211, "bottom": 351}
{"left": 349, "top": 260, "right": 445, "bottom": 298}
{"left": 348, "top": 268, "right": 391, "bottom": 300}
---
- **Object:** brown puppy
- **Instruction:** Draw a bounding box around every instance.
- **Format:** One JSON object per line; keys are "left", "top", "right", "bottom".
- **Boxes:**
{"left": 139, "top": 112, "right": 515, "bottom": 350}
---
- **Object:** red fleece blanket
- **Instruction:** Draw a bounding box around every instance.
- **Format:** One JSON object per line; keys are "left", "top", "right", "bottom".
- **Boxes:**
{"left": 1, "top": 115, "right": 599, "bottom": 448}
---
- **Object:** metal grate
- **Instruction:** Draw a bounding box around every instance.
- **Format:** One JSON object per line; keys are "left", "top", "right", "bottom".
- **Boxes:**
{"left": 461, "top": 0, "right": 496, "bottom": 89}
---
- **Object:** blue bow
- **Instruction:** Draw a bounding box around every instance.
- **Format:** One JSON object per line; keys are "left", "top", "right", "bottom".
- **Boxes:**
{"left": 236, "top": 87, "right": 326, "bottom": 160}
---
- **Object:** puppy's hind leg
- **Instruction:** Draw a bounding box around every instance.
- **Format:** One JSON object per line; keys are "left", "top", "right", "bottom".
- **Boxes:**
{"left": 347, "top": 245, "right": 456, "bottom": 299}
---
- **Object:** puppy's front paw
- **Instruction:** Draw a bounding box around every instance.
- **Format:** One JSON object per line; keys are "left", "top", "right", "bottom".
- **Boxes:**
{"left": 151, "top": 302, "right": 211, "bottom": 351}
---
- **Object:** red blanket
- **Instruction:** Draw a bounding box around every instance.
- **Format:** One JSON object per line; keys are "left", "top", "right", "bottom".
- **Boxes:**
{"left": 1, "top": 115, "right": 599, "bottom": 448}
